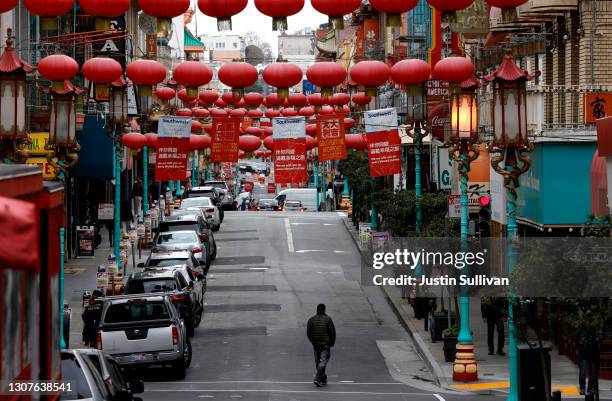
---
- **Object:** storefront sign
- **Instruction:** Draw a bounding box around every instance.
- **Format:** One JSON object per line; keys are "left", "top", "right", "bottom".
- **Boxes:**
{"left": 448, "top": 195, "right": 461, "bottom": 218}
{"left": 426, "top": 80, "right": 450, "bottom": 101}
{"left": 156, "top": 116, "right": 191, "bottom": 181}
{"left": 76, "top": 226, "right": 95, "bottom": 258}
{"left": 364, "top": 108, "right": 402, "bottom": 177}
{"left": 211, "top": 117, "right": 240, "bottom": 162}
{"left": 98, "top": 203, "right": 114, "bottom": 220}
{"left": 25, "top": 157, "right": 59, "bottom": 180}
{"left": 428, "top": 102, "right": 449, "bottom": 142}
{"left": 26, "top": 133, "right": 53, "bottom": 155}
{"left": 317, "top": 115, "right": 346, "bottom": 161}
{"left": 273, "top": 117, "right": 307, "bottom": 184}
{"left": 434, "top": 146, "right": 452, "bottom": 190}
{"left": 585, "top": 93, "right": 612, "bottom": 123}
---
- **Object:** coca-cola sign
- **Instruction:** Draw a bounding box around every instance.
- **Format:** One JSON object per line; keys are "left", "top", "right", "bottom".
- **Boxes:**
{"left": 428, "top": 102, "right": 449, "bottom": 142}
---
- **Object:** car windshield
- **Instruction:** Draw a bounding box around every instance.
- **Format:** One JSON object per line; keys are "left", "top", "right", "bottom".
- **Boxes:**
{"left": 171, "top": 209, "right": 200, "bottom": 217}
{"left": 157, "top": 232, "right": 197, "bottom": 245}
{"left": 260, "top": 199, "right": 277, "bottom": 206}
{"left": 206, "top": 182, "right": 227, "bottom": 189}
{"left": 181, "top": 197, "right": 212, "bottom": 207}
{"left": 148, "top": 258, "right": 192, "bottom": 267}
{"left": 59, "top": 354, "right": 93, "bottom": 400}
{"left": 127, "top": 278, "right": 178, "bottom": 294}
{"left": 285, "top": 201, "right": 302, "bottom": 207}
{"left": 104, "top": 301, "right": 170, "bottom": 323}
{"left": 160, "top": 222, "right": 198, "bottom": 232}
{"left": 186, "top": 190, "right": 215, "bottom": 199}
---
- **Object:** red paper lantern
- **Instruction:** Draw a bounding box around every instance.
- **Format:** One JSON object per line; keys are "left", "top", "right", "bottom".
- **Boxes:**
{"left": 214, "top": 99, "right": 227, "bottom": 108}
{"left": 288, "top": 93, "right": 308, "bottom": 107}
{"left": 319, "top": 105, "right": 335, "bottom": 115}
{"left": 197, "top": 0, "right": 248, "bottom": 31}
{"left": 221, "top": 92, "right": 238, "bottom": 105}
{"left": 306, "top": 135, "right": 318, "bottom": 151}
{"left": 281, "top": 107, "right": 298, "bottom": 117}
{"left": 193, "top": 107, "right": 210, "bottom": 119}
{"left": 340, "top": 105, "right": 351, "bottom": 114}
{"left": 350, "top": 61, "right": 390, "bottom": 97}
{"left": 155, "top": 87, "right": 176, "bottom": 101}
{"left": 248, "top": 109, "right": 264, "bottom": 119}
{"left": 82, "top": 57, "right": 123, "bottom": 84}
{"left": 203, "top": 124, "right": 213, "bottom": 134}
{"left": 486, "top": 0, "right": 528, "bottom": 19}
{"left": 427, "top": 0, "right": 474, "bottom": 23}
{"left": 79, "top": 0, "right": 130, "bottom": 17}
{"left": 122, "top": 132, "right": 147, "bottom": 149}
{"left": 0, "top": 0, "right": 17, "bottom": 14}
{"left": 308, "top": 93, "right": 328, "bottom": 107}
{"left": 210, "top": 108, "right": 228, "bottom": 117}
{"left": 306, "top": 124, "right": 317, "bottom": 136}
{"left": 351, "top": 92, "right": 372, "bottom": 106}
{"left": 230, "top": 108, "right": 247, "bottom": 117}
{"left": 234, "top": 98, "right": 246, "bottom": 108}
{"left": 144, "top": 133, "right": 158, "bottom": 148}
{"left": 218, "top": 62, "right": 259, "bottom": 98}
{"left": 24, "top": 0, "right": 73, "bottom": 17}
{"left": 330, "top": 93, "right": 350, "bottom": 106}
{"left": 265, "top": 93, "right": 282, "bottom": 108}
{"left": 344, "top": 118, "right": 356, "bottom": 130}
{"left": 254, "top": 0, "right": 304, "bottom": 31}
{"left": 176, "top": 108, "right": 193, "bottom": 117}
{"left": 138, "top": 0, "right": 190, "bottom": 18}
{"left": 262, "top": 127, "right": 273, "bottom": 138}
{"left": 433, "top": 57, "right": 474, "bottom": 84}
{"left": 391, "top": 59, "right": 430, "bottom": 86}
{"left": 263, "top": 135, "right": 274, "bottom": 150}
{"left": 191, "top": 120, "right": 203, "bottom": 134}
{"left": 265, "top": 109, "right": 281, "bottom": 118}
{"left": 126, "top": 59, "right": 166, "bottom": 96}
{"left": 178, "top": 88, "right": 196, "bottom": 103}
{"left": 306, "top": 62, "right": 346, "bottom": 96}
{"left": 262, "top": 63, "right": 303, "bottom": 99}
{"left": 239, "top": 135, "right": 262, "bottom": 152}
{"left": 244, "top": 92, "right": 264, "bottom": 108}
{"left": 190, "top": 134, "right": 211, "bottom": 150}
{"left": 369, "top": 0, "right": 419, "bottom": 26}
{"left": 38, "top": 54, "right": 79, "bottom": 82}
{"left": 299, "top": 106, "right": 315, "bottom": 117}
{"left": 345, "top": 133, "right": 367, "bottom": 150}
{"left": 244, "top": 126, "right": 262, "bottom": 137}
{"left": 311, "top": 0, "right": 360, "bottom": 29}
{"left": 199, "top": 90, "right": 220, "bottom": 105}
{"left": 173, "top": 61, "right": 213, "bottom": 98}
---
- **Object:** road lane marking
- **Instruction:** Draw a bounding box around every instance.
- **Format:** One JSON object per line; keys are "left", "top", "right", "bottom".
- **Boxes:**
{"left": 285, "top": 218, "right": 294, "bottom": 252}
{"left": 148, "top": 389, "right": 433, "bottom": 396}
{"left": 433, "top": 394, "right": 445, "bottom": 401}
{"left": 149, "top": 381, "right": 414, "bottom": 385}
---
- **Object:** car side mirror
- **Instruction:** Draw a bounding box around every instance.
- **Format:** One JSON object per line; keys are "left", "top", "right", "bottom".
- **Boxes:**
{"left": 137, "top": 263, "right": 145, "bottom": 268}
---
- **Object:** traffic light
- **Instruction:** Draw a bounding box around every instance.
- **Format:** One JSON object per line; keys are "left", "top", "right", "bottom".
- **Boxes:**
{"left": 478, "top": 195, "right": 491, "bottom": 238}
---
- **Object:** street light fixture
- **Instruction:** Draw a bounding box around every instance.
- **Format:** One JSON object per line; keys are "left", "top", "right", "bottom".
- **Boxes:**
{"left": 486, "top": 48, "right": 534, "bottom": 401}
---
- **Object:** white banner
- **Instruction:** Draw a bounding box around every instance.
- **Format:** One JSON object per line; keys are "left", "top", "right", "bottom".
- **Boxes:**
{"left": 436, "top": 146, "right": 452, "bottom": 190}
{"left": 364, "top": 108, "right": 398, "bottom": 133}
{"left": 490, "top": 164, "right": 507, "bottom": 224}
{"left": 158, "top": 116, "right": 192, "bottom": 138}
{"left": 272, "top": 117, "right": 306, "bottom": 140}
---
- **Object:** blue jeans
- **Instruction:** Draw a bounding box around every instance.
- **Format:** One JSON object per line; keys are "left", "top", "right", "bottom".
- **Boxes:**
{"left": 314, "top": 346, "right": 331, "bottom": 383}
{"left": 579, "top": 353, "right": 597, "bottom": 392}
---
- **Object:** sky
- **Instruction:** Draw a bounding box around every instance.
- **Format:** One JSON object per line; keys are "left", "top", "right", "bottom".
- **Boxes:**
{"left": 190, "top": 1, "right": 328, "bottom": 56}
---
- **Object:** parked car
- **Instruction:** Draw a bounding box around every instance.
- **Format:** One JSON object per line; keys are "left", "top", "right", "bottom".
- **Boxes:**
{"left": 157, "top": 214, "right": 216, "bottom": 263}
{"left": 275, "top": 188, "right": 317, "bottom": 212}
{"left": 184, "top": 186, "right": 224, "bottom": 221}
{"left": 282, "top": 200, "right": 305, "bottom": 212}
{"left": 125, "top": 269, "right": 203, "bottom": 336}
{"left": 256, "top": 198, "right": 280, "bottom": 211}
{"left": 204, "top": 181, "right": 237, "bottom": 210}
{"left": 153, "top": 228, "right": 215, "bottom": 271}
{"left": 96, "top": 294, "right": 192, "bottom": 379}
{"left": 61, "top": 349, "right": 144, "bottom": 401}
{"left": 147, "top": 264, "right": 206, "bottom": 297}
{"left": 139, "top": 250, "right": 205, "bottom": 278}
{"left": 179, "top": 197, "right": 221, "bottom": 231}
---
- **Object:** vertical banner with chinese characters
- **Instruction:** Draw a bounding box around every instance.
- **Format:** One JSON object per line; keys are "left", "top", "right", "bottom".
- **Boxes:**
{"left": 364, "top": 108, "right": 402, "bottom": 177}
{"left": 272, "top": 117, "right": 307, "bottom": 184}
{"left": 317, "top": 114, "right": 346, "bottom": 161}
{"left": 155, "top": 116, "right": 191, "bottom": 181}
{"left": 211, "top": 117, "right": 240, "bottom": 162}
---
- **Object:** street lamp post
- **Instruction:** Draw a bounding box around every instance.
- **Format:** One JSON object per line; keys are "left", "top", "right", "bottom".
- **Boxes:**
{"left": 486, "top": 49, "right": 534, "bottom": 401}
{"left": 447, "top": 78, "right": 480, "bottom": 382}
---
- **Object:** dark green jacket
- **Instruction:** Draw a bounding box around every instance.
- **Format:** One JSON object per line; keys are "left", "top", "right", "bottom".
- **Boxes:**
{"left": 307, "top": 313, "right": 336, "bottom": 347}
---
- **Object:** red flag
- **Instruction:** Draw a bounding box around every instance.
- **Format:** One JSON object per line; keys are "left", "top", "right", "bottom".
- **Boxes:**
{"left": 273, "top": 117, "right": 308, "bottom": 184}
{"left": 365, "top": 130, "right": 402, "bottom": 177}
{"left": 155, "top": 138, "right": 190, "bottom": 181}
{"left": 211, "top": 117, "right": 240, "bottom": 162}
{"left": 317, "top": 114, "right": 347, "bottom": 161}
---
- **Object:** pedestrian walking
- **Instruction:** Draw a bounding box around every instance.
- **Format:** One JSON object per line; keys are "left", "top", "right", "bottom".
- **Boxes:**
{"left": 132, "top": 178, "right": 143, "bottom": 221}
{"left": 82, "top": 290, "right": 103, "bottom": 347}
{"left": 481, "top": 297, "right": 506, "bottom": 356}
{"left": 578, "top": 338, "right": 599, "bottom": 395}
{"left": 306, "top": 304, "right": 336, "bottom": 387}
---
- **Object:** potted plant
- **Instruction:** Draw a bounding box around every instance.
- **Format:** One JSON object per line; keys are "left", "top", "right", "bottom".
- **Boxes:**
{"left": 430, "top": 309, "right": 456, "bottom": 342}
{"left": 442, "top": 326, "right": 459, "bottom": 362}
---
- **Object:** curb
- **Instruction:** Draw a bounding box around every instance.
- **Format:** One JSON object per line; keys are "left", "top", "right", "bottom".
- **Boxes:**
{"left": 340, "top": 216, "right": 447, "bottom": 389}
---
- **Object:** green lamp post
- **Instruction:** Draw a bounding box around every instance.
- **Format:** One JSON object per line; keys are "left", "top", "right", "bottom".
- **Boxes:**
{"left": 447, "top": 77, "right": 480, "bottom": 382}
{"left": 487, "top": 49, "right": 534, "bottom": 401}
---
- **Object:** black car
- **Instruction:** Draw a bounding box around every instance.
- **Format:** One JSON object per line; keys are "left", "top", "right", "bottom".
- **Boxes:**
{"left": 125, "top": 269, "right": 203, "bottom": 337}
{"left": 158, "top": 215, "right": 216, "bottom": 267}
{"left": 256, "top": 199, "right": 280, "bottom": 211}
{"left": 184, "top": 186, "right": 224, "bottom": 221}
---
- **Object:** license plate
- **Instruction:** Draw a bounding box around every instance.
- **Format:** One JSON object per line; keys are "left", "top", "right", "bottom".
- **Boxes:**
{"left": 129, "top": 353, "right": 150, "bottom": 362}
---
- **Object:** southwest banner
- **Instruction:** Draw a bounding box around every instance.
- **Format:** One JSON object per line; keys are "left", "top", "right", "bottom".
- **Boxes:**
{"left": 317, "top": 115, "right": 346, "bottom": 161}
{"left": 211, "top": 117, "right": 241, "bottom": 162}
{"left": 155, "top": 116, "right": 191, "bottom": 181}
{"left": 272, "top": 117, "right": 307, "bottom": 184}
{"left": 364, "top": 108, "right": 402, "bottom": 177}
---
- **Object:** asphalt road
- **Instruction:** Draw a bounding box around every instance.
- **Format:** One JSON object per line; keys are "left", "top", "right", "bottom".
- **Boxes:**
{"left": 137, "top": 188, "right": 502, "bottom": 400}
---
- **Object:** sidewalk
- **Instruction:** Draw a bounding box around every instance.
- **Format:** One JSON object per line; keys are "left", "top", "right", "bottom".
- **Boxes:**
{"left": 340, "top": 214, "right": 612, "bottom": 399}
{"left": 64, "top": 227, "right": 148, "bottom": 348}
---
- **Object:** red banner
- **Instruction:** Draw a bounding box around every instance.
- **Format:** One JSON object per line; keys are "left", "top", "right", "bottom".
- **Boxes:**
{"left": 155, "top": 137, "right": 190, "bottom": 181}
{"left": 365, "top": 130, "right": 402, "bottom": 177}
{"left": 211, "top": 117, "right": 240, "bottom": 162}
{"left": 317, "top": 115, "right": 347, "bottom": 161}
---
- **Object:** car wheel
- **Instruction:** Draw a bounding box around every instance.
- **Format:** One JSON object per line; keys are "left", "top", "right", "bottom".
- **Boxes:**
{"left": 194, "top": 310, "right": 202, "bottom": 327}
{"left": 172, "top": 358, "right": 186, "bottom": 380}
{"left": 184, "top": 337, "right": 192, "bottom": 368}
{"left": 211, "top": 243, "right": 217, "bottom": 260}
{"left": 186, "top": 317, "right": 195, "bottom": 337}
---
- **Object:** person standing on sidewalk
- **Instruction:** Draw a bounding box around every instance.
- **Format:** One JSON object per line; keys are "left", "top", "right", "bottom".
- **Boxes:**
{"left": 481, "top": 297, "right": 506, "bottom": 356}
{"left": 82, "top": 290, "right": 103, "bottom": 347}
{"left": 307, "top": 304, "right": 336, "bottom": 387}
{"left": 132, "top": 178, "right": 144, "bottom": 221}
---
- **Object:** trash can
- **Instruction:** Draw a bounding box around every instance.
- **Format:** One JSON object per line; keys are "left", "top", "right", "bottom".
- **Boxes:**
{"left": 517, "top": 342, "right": 551, "bottom": 401}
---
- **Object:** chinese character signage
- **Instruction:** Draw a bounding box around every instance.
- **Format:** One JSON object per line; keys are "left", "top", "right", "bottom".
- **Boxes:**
{"left": 585, "top": 93, "right": 612, "bottom": 123}
{"left": 317, "top": 115, "right": 346, "bottom": 161}
{"left": 272, "top": 117, "right": 307, "bottom": 184}
{"left": 155, "top": 116, "right": 191, "bottom": 181}
{"left": 364, "top": 108, "right": 402, "bottom": 177}
{"left": 211, "top": 117, "right": 240, "bottom": 162}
